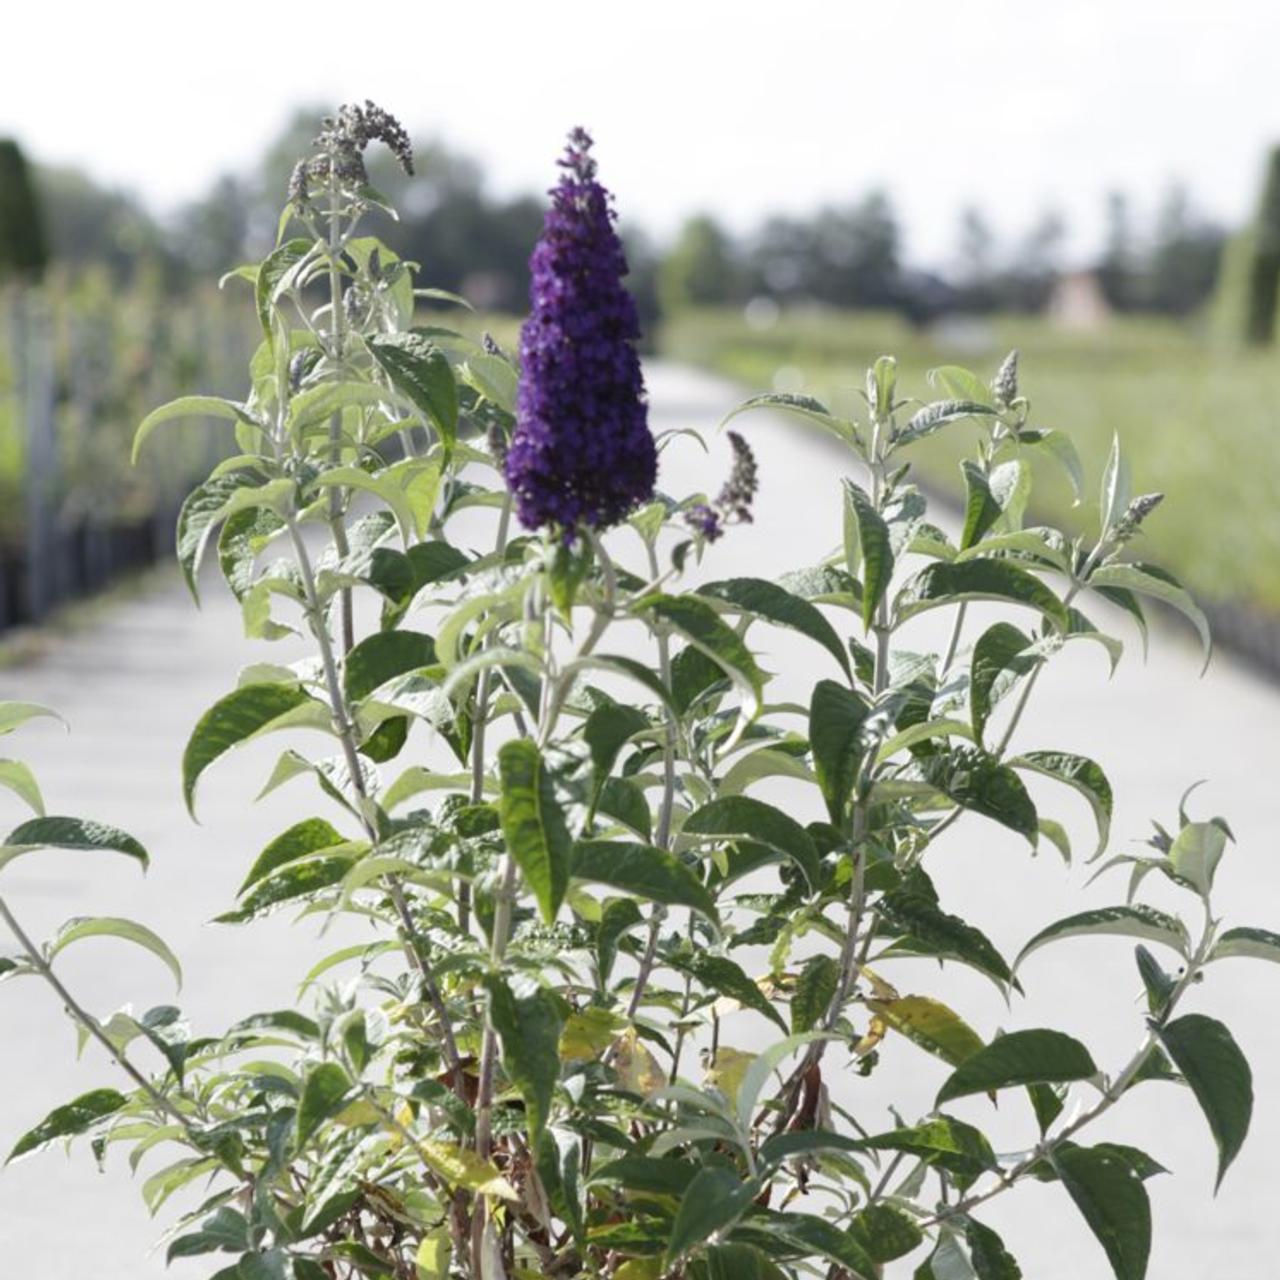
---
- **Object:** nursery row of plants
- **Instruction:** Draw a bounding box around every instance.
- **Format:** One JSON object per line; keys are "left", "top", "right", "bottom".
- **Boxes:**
{"left": 663, "top": 305, "right": 1280, "bottom": 621}
{"left": 0, "top": 270, "right": 251, "bottom": 623}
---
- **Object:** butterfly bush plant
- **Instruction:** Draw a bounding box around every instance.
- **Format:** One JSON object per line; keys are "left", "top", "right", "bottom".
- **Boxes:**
{"left": 0, "top": 104, "right": 1274, "bottom": 1280}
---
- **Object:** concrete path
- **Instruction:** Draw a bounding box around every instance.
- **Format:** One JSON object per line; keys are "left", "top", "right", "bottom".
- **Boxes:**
{"left": 0, "top": 362, "right": 1278, "bottom": 1277}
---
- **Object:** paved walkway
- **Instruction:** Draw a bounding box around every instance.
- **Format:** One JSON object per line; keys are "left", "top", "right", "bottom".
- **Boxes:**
{"left": 1, "top": 363, "right": 1278, "bottom": 1277}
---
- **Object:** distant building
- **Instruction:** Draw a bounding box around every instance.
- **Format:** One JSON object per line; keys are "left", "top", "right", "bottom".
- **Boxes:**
{"left": 1047, "top": 270, "right": 1113, "bottom": 330}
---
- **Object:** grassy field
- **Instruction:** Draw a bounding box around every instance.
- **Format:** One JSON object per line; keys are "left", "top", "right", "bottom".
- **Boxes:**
{"left": 662, "top": 306, "right": 1280, "bottom": 614}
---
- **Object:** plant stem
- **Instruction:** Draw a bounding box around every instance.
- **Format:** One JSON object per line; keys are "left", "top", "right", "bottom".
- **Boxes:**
{"left": 284, "top": 514, "right": 462, "bottom": 1079}
{"left": 924, "top": 900, "right": 1216, "bottom": 1231}
{"left": 324, "top": 171, "right": 354, "bottom": 654}
{"left": 0, "top": 894, "right": 197, "bottom": 1136}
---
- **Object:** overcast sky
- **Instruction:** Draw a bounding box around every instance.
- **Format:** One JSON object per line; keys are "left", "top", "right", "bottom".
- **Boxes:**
{"left": 6, "top": 1, "right": 1278, "bottom": 266}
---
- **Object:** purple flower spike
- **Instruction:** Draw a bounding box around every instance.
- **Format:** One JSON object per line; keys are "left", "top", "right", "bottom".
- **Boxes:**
{"left": 505, "top": 128, "right": 657, "bottom": 536}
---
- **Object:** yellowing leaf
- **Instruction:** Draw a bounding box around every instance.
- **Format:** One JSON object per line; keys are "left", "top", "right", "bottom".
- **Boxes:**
{"left": 560, "top": 1008, "right": 630, "bottom": 1060}
{"left": 616, "top": 1260, "right": 663, "bottom": 1280}
{"left": 614, "top": 1029, "right": 664, "bottom": 1096}
{"left": 416, "top": 1229, "right": 452, "bottom": 1279}
{"left": 703, "top": 1047, "right": 755, "bottom": 1104}
{"left": 866, "top": 995, "right": 984, "bottom": 1066}
{"left": 418, "top": 1140, "right": 518, "bottom": 1201}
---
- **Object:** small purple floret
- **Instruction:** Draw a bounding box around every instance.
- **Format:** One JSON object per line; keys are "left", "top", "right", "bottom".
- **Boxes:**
{"left": 505, "top": 128, "right": 657, "bottom": 535}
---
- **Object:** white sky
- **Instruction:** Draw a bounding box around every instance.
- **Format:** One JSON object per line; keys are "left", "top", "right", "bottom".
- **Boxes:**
{"left": 6, "top": 0, "right": 1279, "bottom": 265}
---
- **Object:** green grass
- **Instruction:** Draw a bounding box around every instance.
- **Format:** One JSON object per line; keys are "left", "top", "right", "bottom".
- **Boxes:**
{"left": 661, "top": 306, "right": 1280, "bottom": 613}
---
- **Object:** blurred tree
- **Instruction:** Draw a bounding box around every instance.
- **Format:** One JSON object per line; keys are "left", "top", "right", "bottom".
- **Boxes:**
{"left": 1146, "top": 182, "right": 1224, "bottom": 315}
{"left": 749, "top": 215, "right": 817, "bottom": 299}
{"left": 1097, "top": 190, "right": 1137, "bottom": 310}
{"left": 659, "top": 214, "right": 740, "bottom": 311}
{"left": 0, "top": 140, "right": 48, "bottom": 282}
{"left": 1245, "top": 146, "right": 1280, "bottom": 344}
{"left": 174, "top": 175, "right": 251, "bottom": 280}
{"left": 1005, "top": 208, "right": 1066, "bottom": 311}
{"left": 953, "top": 205, "right": 997, "bottom": 310}
{"left": 618, "top": 222, "right": 663, "bottom": 345}
{"left": 811, "top": 192, "right": 901, "bottom": 307}
{"left": 35, "top": 165, "right": 163, "bottom": 280}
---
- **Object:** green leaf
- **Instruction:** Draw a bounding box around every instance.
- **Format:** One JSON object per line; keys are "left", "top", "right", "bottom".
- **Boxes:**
{"left": 1158, "top": 1014, "right": 1252, "bottom": 1190}
{"left": 572, "top": 841, "right": 718, "bottom": 923}
{"left": 1209, "top": 925, "right": 1280, "bottom": 966}
{"left": 878, "top": 884, "right": 1015, "bottom": 991}
{"left": 296, "top": 1062, "right": 351, "bottom": 1147}
{"left": 367, "top": 332, "right": 458, "bottom": 447}
{"left": 851, "top": 1203, "right": 924, "bottom": 1263}
{"left": 643, "top": 594, "right": 765, "bottom": 714}
{"left": 867, "top": 996, "right": 984, "bottom": 1067}
{"left": 0, "top": 816, "right": 148, "bottom": 872}
{"left": 1009, "top": 751, "right": 1113, "bottom": 860}
{"left": 0, "top": 759, "right": 43, "bottom": 814}
{"left": 922, "top": 749, "right": 1038, "bottom": 842}
{"left": 344, "top": 630, "right": 437, "bottom": 701}
{"left": 176, "top": 473, "right": 259, "bottom": 603}
{"left": 771, "top": 1212, "right": 877, "bottom": 1279}
{"left": 936, "top": 1029, "right": 1098, "bottom": 1105}
{"left": 133, "top": 396, "right": 258, "bottom": 463}
{"left": 183, "top": 683, "right": 315, "bottom": 817}
{"left": 969, "top": 623, "right": 1034, "bottom": 742}
{"left": 1015, "top": 906, "right": 1188, "bottom": 972}
{"left": 216, "top": 853, "right": 357, "bottom": 924}
{"left": 1099, "top": 434, "right": 1131, "bottom": 537}
{"left": 1167, "top": 820, "right": 1228, "bottom": 897}
{"left": 1054, "top": 1143, "right": 1150, "bottom": 1280}
{"left": 1027, "top": 427, "right": 1085, "bottom": 502}
{"left": 721, "top": 391, "right": 857, "bottom": 448}
{"left": 8, "top": 1087, "right": 127, "bottom": 1161}
{"left": 915, "top": 1231, "right": 975, "bottom": 1280}
{"left": 0, "top": 702, "right": 62, "bottom": 736}
{"left": 166, "top": 1207, "right": 250, "bottom": 1261}
{"left": 898, "top": 560, "right": 1068, "bottom": 632}
{"left": 860, "top": 1115, "right": 997, "bottom": 1186}
{"left": 895, "top": 399, "right": 995, "bottom": 446}
{"left": 256, "top": 237, "right": 312, "bottom": 345}
{"left": 687, "top": 1244, "right": 788, "bottom": 1280}
{"left": 1089, "top": 562, "right": 1210, "bottom": 672}
{"left": 582, "top": 702, "right": 650, "bottom": 805}
{"left": 668, "top": 950, "right": 787, "bottom": 1032}
{"left": 683, "top": 796, "right": 821, "bottom": 891}
{"left": 964, "top": 1219, "right": 1022, "bottom": 1280}
{"left": 698, "top": 577, "right": 851, "bottom": 678}
{"left": 49, "top": 916, "right": 182, "bottom": 990}
{"left": 791, "top": 954, "right": 839, "bottom": 1033}
{"left": 808, "top": 679, "right": 870, "bottom": 825}
{"left": 484, "top": 977, "right": 562, "bottom": 1145}
{"left": 844, "top": 480, "right": 893, "bottom": 630}
{"left": 239, "top": 817, "right": 348, "bottom": 895}
{"left": 959, "top": 462, "right": 1003, "bottom": 551}
{"left": 498, "top": 739, "right": 572, "bottom": 924}
{"left": 664, "top": 1166, "right": 758, "bottom": 1267}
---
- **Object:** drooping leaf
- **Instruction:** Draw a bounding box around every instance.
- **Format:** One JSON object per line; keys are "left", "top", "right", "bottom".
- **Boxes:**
{"left": 844, "top": 480, "right": 893, "bottom": 630}
{"left": 572, "top": 841, "right": 718, "bottom": 923}
{"left": 867, "top": 995, "right": 984, "bottom": 1067}
{"left": 959, "top": 461, "right": 1003, "bottom": 551}
{"left": 239, "top": 817, "right": 348, "bottom": 895}
{"left": 1158, "top": 1014, "right": 1253, "bottom": 1190}
{"left": 8, "top": 1088, "right": 128, "bottom": 1161}
{"left": 969, "top": 622, "right": 1034, "bottom": 742}
{"left": 697, "top": 577, "right": 851, "bottom": 678}
{"left": 1089, "top": 562, "right": 1210, "bottom": 672}
{"left": 683, "top": 796, "right": 821, "bottom": 890}
{"left": 664, "top": 1166, "right": 758, "bottom": 1267}
{"left": 808, "top": 679, "right": 870, "bottom": 825}
{"left": 296, "top": 1062, "right": 352, "bottom": 1146}
{"left": 0, "top": 760, "right": 43, "bottom": 815}
{"left": 0, "top": 816, "right": 149, "bottom": 872}
{"left": 49, "top": 916, "right": 183, "bottom": 990}
{"left": 498, "top": 739, "right": 572, "bottom": 924}
{"left": 483, "top": 977, "right": 562, "bottom": 1145}
{"left": 1054, "top": 1143, "right": 1151, "bottom": 1280}
{"left": 1014, "top": 906, "right": 1188, "bottom": 972}
{"left": 791, "top": 954, "right": 839, "bottom": 1033}
{"left": 183, "top": 683, "right": 317, "bottom": 817}
{"left": 922, "top": 749, "right": 1038, "bottom": 842}
{"left": 1009, "top": 751, "right": 1113, "bottom": 860}
{"left": 851, "top": 1203, "right": 924, "bottom": 1263}
{"left": 668, "top": 950, "right": 787, "bottom": 1032}
{"left": 898, "top": 560, "right": 1068, "bottom": 632}
{"left": 133, "top": 396, "right": 259, "bottom": 463}
{"left": 936, "top": 1029, "right": 1098, "bottom": 1105}
{"left": 721, "top": 392, "right": 858, "bottom": 448}
{"left": 1209, "top": 925, "right": 1280, "bottom": 966}
{"left": 367, "top": 332, "right": 459, "bottom": 447}
{"left": 582, "top": 702, "right": 650, "bottom": 805}
{"left": 859, "top": 1115, "right": 997, "bottom": 1186}
{"left": 0, "top": 702, "right": 63, "bottom": 737}
{"left": 964, "top": 1219, "right": 1022, "bottom": 1279}
{"left": 878, "top": 884, "right": 1016, "bottom": 991}
{"left": 643, "top": 594, "right": 765, "bottom": 714}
